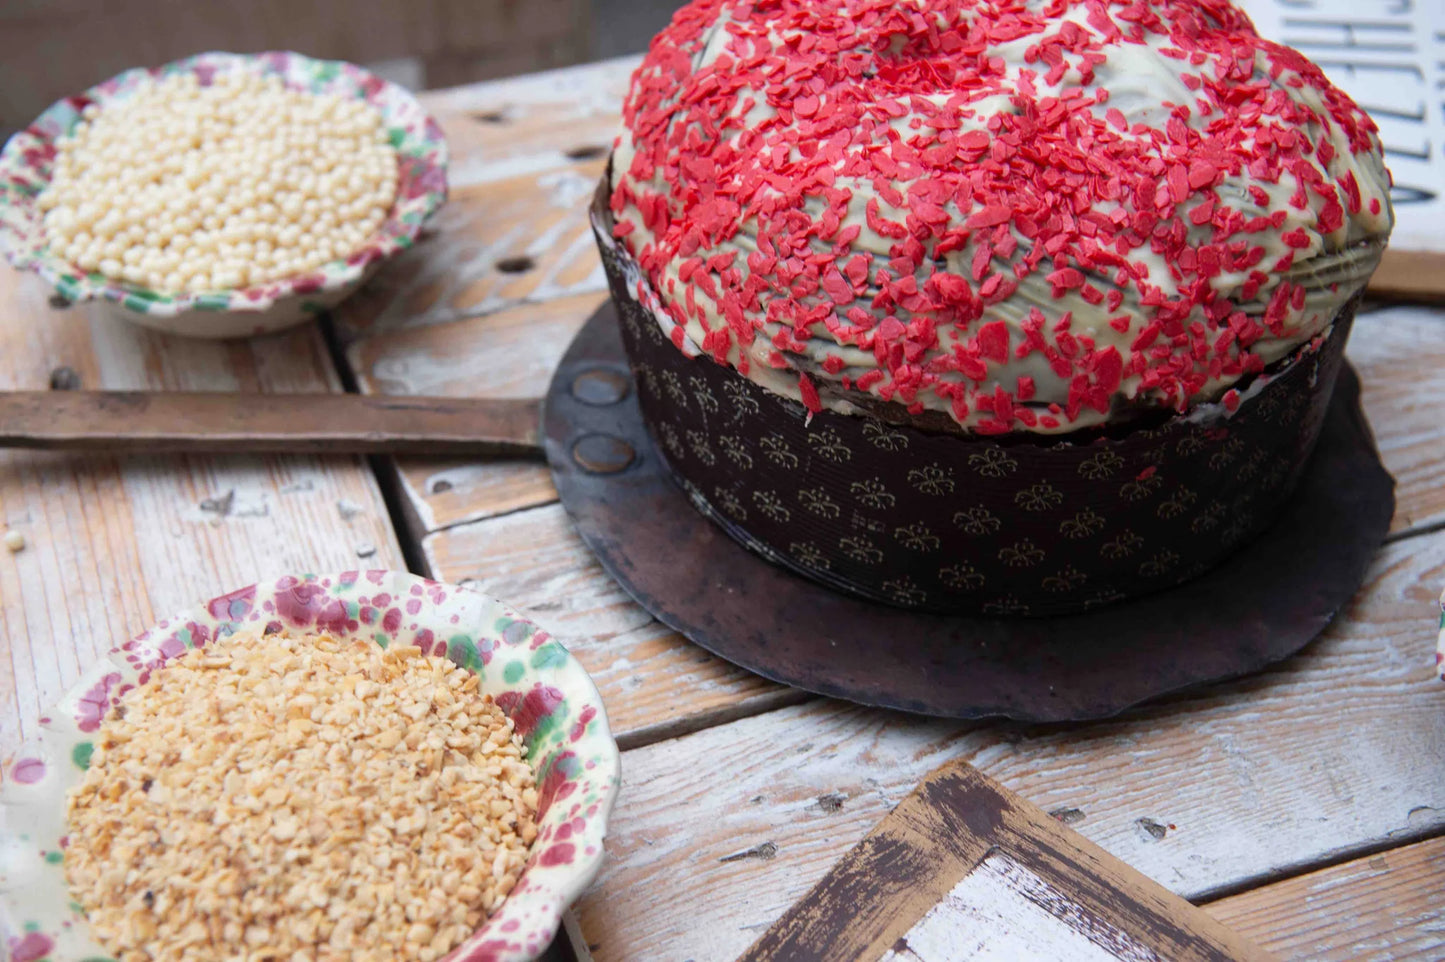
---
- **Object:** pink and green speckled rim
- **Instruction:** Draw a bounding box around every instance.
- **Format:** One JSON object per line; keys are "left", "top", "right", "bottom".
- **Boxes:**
{"left": 0, "top": 51, "right": 447, "bottom": 318}
{"left": 1436, "top": 582, "right": 1444, "bottom": 683}
{"left": 0, "top": 571, "right": 619, "bottom": 962}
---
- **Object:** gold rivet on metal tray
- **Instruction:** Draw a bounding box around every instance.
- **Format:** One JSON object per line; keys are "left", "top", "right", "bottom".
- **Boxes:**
{"left": 570, "top": 369, "right": 630, "bottom": 406}
{"left": 572, "top": 434, "right": 635, "bottom": 474}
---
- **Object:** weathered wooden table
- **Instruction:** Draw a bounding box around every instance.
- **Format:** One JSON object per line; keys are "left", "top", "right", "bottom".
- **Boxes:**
{"left": 3, "top": 57, "right": 1443, "bottom": 960}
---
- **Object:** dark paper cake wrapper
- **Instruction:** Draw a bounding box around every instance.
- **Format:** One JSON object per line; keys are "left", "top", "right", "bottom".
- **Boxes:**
{"left": 590, "top": 178, "right": 1358, "bottom": 616}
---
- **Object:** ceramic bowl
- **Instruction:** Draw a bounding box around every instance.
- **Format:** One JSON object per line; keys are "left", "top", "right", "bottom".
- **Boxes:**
{"left": 0, "top": 51, "right": 448, "bottom": 339}
{"left": 0, "top": 571, "right": 619, "bottom": 962}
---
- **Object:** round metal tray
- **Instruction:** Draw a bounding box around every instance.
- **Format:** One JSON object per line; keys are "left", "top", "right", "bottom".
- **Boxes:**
{"left": 543, "top": 303, "right": 1395, "bottom": 722}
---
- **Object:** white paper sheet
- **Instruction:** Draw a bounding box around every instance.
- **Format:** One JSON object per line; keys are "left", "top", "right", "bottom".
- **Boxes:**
{"left": 1235, "top": 0, "right": 1445, "bottom": 252}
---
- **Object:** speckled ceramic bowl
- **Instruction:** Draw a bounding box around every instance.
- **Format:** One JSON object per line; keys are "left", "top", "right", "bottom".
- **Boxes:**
{"left": 0, "top": 571, "right": 618, "bottom": 962}
{"left": 0, "top": 51, "right": 448, "bottom": 339}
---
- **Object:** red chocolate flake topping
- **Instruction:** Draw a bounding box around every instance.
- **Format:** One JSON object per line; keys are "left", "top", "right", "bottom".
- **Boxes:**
{"left": 613, "top": 0, "right": 1390, "bottom": 433}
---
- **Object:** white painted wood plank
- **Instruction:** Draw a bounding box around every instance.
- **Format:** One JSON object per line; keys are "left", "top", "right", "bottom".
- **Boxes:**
{"left": 418, "top": 57, "right": 638, "bottom": 189}
{"left": 0, "top": 273, "right": 404, "bottom": 761}
{"left": 877, "top": 853, "right": 1161, "bottom": 962}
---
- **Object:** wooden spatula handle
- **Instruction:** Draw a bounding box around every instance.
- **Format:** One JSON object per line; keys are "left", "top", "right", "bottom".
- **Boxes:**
{"left": 0, "top": 391, "right": 543, "bottom": 457}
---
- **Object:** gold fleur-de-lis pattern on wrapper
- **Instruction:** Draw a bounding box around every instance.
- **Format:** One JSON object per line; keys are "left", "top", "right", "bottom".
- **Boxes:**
{"left": 798, "top": 487, "right": 841, "bottom": 519}
{"left": 894, "top": 523, "right": 940, "bottom": 552}
{"left": 849, "top": 478, "right": 895, "bottom": 510}
{"left": 714, "top": 486, "right": 746, "bottom": 521}
{"left": 1015, "top": 481, "right": 1063, "bottom": 512}
{"left": 1101, "top": 530, "right": 1144, "bottom": 559}
{"left": 661, "top": 370, "right": 687, "bottom": 407}
{"left": 967, "top": 448, "right": 1018, "bottom": 478}
{"left": 954, "top": 506, "right": 1001, "bottom": 535}
{"left": 760, "top": 433, "right": 798, "bottom": 469}
{"left": 1157, "top": 487, "right": 1197, "bottom": 519}
{"left": 789, "top": 541, "right": 830, "bottom": 570}
{"left": 840, "top": 536, "right": 883, "bottom": 565}
{"left": 658, "top": 422, "right": 684, "bottom": 459}
{"left": 1060, "top": 508, "right": 1105, "bottom": 539}
{"left": 999, "top": 539, "right": 1045, "bottom": 568}
{"left": 1042, "top": 566, "right": 1087, "bottom": 593}
{"left": 939, "top": 563, "right": 985, "bottom": 589}
{"left": 863, "top": 420, "right": 909, "bottom": 451}
{"left": 690, "top": 377, "right": 719, "bottom": 416}
{"left": 752, "top": 490, "right": 791, "bottom": 523}
{"left": 719, "top": 435, "right": 752, "bottom": 468}
{"left": 1209, "top": 437, "right": 1246, "bottom": 471}
{"left": 685, "top": 429, "right": 716, "bottom": 466}
{"left": 723, "top": 380, "right": 760, "bottom": 422}
{"left": 1120, "top": 472, "right": 1163, "bottom": 502}
{"left": 1078, "top": 450, "right": 1124, "bottom": 479}
{"left": 808, "top": 427, "right": 852, "bottom": 463}
{"left": 881, "top": 577, "right": 926, "bottom": 606}
{"left": 908, "top": 463, "right": 955, "bottom": 495}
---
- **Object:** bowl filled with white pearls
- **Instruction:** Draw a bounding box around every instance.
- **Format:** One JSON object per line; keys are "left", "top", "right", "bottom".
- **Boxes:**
{"left": 0, "top": 51, "right": 447, "bottom": 339}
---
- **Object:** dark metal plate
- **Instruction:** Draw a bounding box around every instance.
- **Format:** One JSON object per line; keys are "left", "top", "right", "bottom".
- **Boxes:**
{"left": 543, "top": 302, "right": 1396, "bottom": 722}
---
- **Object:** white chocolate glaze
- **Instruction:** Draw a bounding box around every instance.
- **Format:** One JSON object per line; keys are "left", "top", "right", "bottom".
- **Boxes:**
{"left": 611, "top": 0, "right": 1392, "bottom": 433}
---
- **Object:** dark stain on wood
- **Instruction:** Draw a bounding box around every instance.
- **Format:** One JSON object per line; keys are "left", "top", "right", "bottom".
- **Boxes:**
{"left": 565, "top": 144, "right": 609, "bottom": 160}
{"left": 199, "top": 489, "right": 236, "bottom": 518}
{"left": 49, "top": 366, "right": 81, "bottom": 390}
{"left": 720, "top": 841, "right": 778, "bottom": 863}
{"left": 1138, "top": 817, "right": 1169, "bottom": 841}
{"left": 495, "top": 255, "right": 537, "bottom": 274}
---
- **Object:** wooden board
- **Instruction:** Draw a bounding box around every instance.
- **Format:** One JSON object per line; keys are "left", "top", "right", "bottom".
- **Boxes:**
{"left": 741, "top": 758, "right": 1266, "bottom": 961}
{"left": 0, "top": 271, "right": 403, "bottom": 760}
{"left": 320, "top": 60, "right": 1445, "bottom": 959}
{"left": 331, "top": 160, "right": 607, "bottom": 341}
{"left": 564, "top": 531, "right": 1445, "bottom": 961}
{"left": 1369, "top": 252, "right": 1445, "bottom": 305}
{"left": 0, "top": 390, "right": 542, "bottom": 456}
{"left": 417, "top": 59, "right": 634, "bottom": 190}
{"left": 1204, "top": 835, "right": 1445, "bottom": 961}
{"left": 349, "top": 291, "right": 604, "bottom": 533}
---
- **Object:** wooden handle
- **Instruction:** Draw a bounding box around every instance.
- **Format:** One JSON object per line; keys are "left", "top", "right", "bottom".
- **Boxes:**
{"left": 0, "top": 391, "right": 544, "bottom": 457}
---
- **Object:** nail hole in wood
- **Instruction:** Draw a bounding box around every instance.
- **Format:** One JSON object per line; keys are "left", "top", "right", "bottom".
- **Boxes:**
{"left": 495, "top": 255, "right": 536, "bottom": 274}
{"left": 565, "top": 144, "right": 608, "bottom": 160}
{"left": 472, "top": 110, "right": 508, "bottom": 124}
{"left": 430, "top": 479, "right": 453, "bottom": 494}
{"left": 49, "top": 366, "right": 81, "bottom": 390}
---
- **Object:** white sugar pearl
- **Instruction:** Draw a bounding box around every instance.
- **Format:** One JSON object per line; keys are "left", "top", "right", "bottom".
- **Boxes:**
{"left": 37, "top": 73, "right": 398, "bottom": 294}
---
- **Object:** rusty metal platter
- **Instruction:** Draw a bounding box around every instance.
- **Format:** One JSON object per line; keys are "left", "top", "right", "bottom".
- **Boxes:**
{"left": 543, "top": 302, "right": 1395, "bottom": 722}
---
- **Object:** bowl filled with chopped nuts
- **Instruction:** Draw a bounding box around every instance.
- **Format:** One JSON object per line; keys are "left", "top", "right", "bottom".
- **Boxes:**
{"left": 0, "top": 571, "right": 618, "bottom": 962}
{"left": 0, "top": 51, "right": 447, "bottom": 339}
